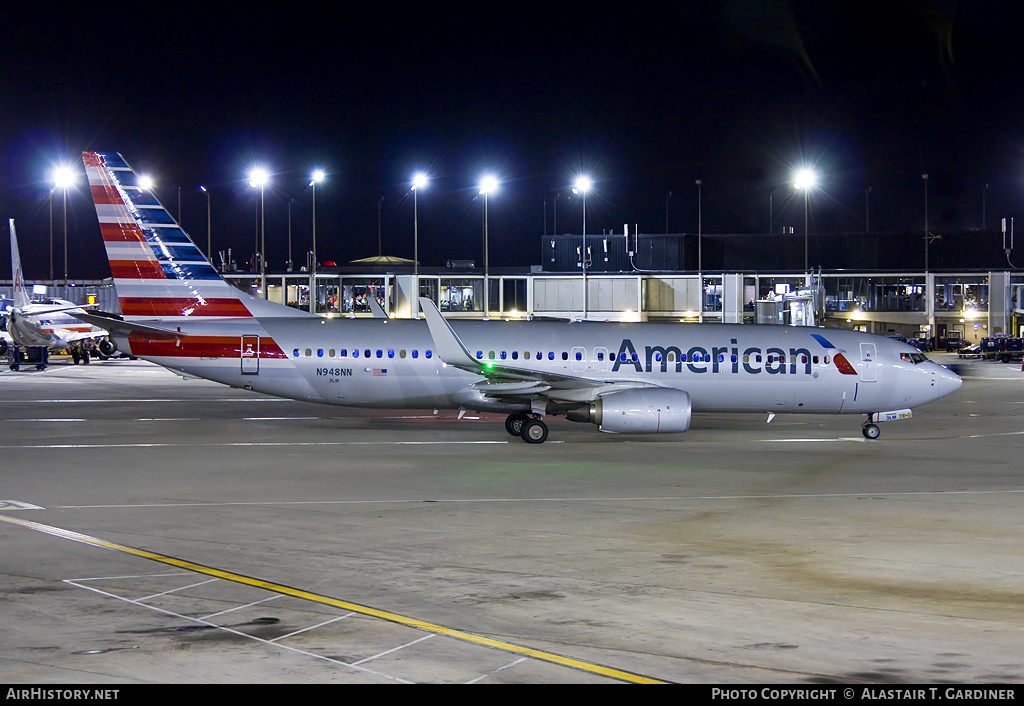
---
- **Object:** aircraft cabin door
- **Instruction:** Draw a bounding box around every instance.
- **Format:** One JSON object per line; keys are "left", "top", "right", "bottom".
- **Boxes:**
{"left": 858, "top": 342, "right": 877, "bottom": 382}
{"left": 241, "top": 335, "right": 260, "bottom": 375}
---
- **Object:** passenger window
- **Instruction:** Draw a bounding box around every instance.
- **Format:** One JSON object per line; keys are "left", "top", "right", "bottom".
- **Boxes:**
{"left": 364, "top": 349, "right": 371, "bottom": 358}
{"left": 340, "top": 349, "right": 347, "bottom": 358}
{"left": 329, "top": 349, "right": 335, "bottom": 358}
{"left": 511, "top": 351, "right": 518, "bottom": 360}
{"left": 561, "top": 352, "right": 568, "bottom": 361}
{"left": 477, "top": 351, "right": 483, "bottom": 359}
{"left": 388, "top": 350, "right": 395, "bottom": 358}
{"left": 317, "top": 349, "right": 324, "bottom": 357}
{"left": 304, "top": 348, "right": 312, "bottom": 357}
{"left": 399, "top": 350, "right": 406, "bottom": 359}
{"left": 425, "top": 350, "right": 432, "bottom": 359}
{"left": 353, "top": 349, "right": 360, "bottom": 358}
{"left": 292, "top": 349, "right": 299, "bottom": 357}
{"left": 412, "top": 350, "right": 418, "bottom": 358}
{"left": 548, "top": 352, "right": 555, "bottom": 360}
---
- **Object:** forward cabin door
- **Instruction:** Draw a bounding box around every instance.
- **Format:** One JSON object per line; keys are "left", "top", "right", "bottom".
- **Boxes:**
{"left": 859, "top": 342, "right": 877, "bottom": 382}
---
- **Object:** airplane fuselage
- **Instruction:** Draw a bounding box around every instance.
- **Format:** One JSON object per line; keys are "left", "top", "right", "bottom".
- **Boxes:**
{"left": 7, "top": 305, "right": 97, "bottom": 351}
{"left": 81, "top": 150, "right": 961, "bottom": 442}
{"left": 114, "top": 316, "right": 957, "bottom": 416}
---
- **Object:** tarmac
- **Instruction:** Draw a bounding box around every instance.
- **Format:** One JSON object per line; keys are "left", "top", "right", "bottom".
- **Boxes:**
{"left": 0, "top": 353, "right": 1021, "bottom": 684}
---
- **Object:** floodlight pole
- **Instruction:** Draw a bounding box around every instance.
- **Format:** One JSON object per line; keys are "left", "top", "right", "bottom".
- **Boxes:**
{"left": 696, "top": 178, "right": 703, "bottom": 322}
{"left": 483, "top": 191, "right": 489, "bottom": 315}
{"left": 922, "top": 174, "right": 929, "bottom": 272}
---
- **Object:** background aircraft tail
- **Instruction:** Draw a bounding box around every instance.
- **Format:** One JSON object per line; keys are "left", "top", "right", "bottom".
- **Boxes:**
{"left": 9, "top": 219, "right": 31, "bottom": 309}
{"left": 82, "top": 152, "right": 307, "bottom": 322}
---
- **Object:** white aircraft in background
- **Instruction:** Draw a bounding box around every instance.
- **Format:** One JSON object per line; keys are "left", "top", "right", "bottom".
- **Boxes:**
{"left": 1, "top": 219, "right": 114, "bottom": 366}
{"left": 75, "top": 151, "right": 961, "bottom": 443}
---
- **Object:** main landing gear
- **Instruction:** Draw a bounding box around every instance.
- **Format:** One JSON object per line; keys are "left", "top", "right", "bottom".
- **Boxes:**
{"left": 505, "top": 412, "right": 549, "bottom": 444}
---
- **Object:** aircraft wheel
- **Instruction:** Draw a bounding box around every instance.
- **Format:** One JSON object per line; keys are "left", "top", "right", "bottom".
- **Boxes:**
{"left": 520, "top": 418, "right": 548, "bottom": 444}
{"left": 862, "top": 423, "right": 881, "bottom": 440}
{"left": 505, "top": 412, "right": 529, "bottom": 436}
{"left": 82, "top": 351, "right": 91, "bottom": 364}
{"left": 10, "top": 364, "right": 19, "bottom": 371}
{"left": 36, "top": 364, "right": 46, "bottom": 371}
{"left": 71, "top": 349, "right": 81, "bottom": 364}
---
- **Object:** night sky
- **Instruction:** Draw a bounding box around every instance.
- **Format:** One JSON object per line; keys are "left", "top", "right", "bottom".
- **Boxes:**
{"left": 2, "top": 1, "right": 1023, "bottom": 279}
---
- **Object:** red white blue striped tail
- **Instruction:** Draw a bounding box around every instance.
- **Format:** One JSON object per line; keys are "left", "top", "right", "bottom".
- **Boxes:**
{"left": 83, "top": 152, "right": 304, "bottom": 322}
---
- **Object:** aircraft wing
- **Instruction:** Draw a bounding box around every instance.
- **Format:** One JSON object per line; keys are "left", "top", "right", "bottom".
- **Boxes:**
{"left": 56, "top": 328, "right": 111, "bottom": 343}
{"left": 70, "top": 310, "right": 186, "bottom": 342}
{"left": 418, "top": 298, "right": 658, "bottom": 404}
{"left": 21, "top": 303, "right": 97, "bottom": 316}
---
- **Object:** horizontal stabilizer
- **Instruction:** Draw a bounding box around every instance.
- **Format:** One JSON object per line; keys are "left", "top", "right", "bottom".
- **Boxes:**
{"left": 70, "top": 310, "right": 186, "bottom": 341}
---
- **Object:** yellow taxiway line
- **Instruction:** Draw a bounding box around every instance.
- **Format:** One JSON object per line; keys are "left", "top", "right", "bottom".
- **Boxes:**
{"left": 0, "top": 513, "right": 667, "bottom": 684}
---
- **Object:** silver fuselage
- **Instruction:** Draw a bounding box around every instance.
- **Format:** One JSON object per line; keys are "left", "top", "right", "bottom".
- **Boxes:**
{"left": 112, "top": 316, "right": 961, "bottom": 416}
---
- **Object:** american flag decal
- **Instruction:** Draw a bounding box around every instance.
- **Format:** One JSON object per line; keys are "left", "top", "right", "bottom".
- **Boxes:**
{"left": 373, "top": 368, "right": 388, "bottom": 376}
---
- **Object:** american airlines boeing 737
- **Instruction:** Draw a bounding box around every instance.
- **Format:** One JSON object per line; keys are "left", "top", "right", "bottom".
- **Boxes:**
{"left": 76, "top": 151, "right": 961, "bottom": 443}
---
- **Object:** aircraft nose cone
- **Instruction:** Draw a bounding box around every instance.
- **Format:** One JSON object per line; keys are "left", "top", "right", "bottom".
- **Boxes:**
{"left": 938, "top": 365, "right": 963, "bottom": 397}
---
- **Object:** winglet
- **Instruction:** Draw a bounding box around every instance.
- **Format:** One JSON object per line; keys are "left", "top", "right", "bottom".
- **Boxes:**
{"left": 368, "top": 297, "right": 389, "bottom": 319}
{"left": 418, "top": 298, "right": 479, "bottom": 370}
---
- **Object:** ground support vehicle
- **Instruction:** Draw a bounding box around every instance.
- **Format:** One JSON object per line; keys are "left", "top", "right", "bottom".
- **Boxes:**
{"left": 6, "top": 344, "right": 48, "bottom": 371}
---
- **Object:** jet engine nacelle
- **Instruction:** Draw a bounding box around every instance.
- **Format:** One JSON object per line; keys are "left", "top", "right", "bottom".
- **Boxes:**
{"left": 588, "top": 388, "right": 692, "bottom": 434}
{"left": 98, "top": 338, "right": 117, "bottom": 357}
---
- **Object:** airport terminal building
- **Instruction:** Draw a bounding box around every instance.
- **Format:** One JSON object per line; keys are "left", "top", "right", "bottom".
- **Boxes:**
{"left": 217, "top": 228, "right": 1022, "bottom": 349}
{"left": 5, "top": 229, "right": 1022, "bottom": 350}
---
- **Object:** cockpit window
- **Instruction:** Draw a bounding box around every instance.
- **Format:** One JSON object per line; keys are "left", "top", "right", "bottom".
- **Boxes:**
{"left": 901, "top": 352, "right": 929, "bottom": 364}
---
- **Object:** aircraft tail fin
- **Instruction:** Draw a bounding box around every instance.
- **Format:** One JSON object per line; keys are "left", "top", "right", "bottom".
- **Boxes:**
{"left": 9, "top": 219, "right": 30, "bottom": 309}
{"left": 82, "top": 152, "right": 309, "bottom": 322}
